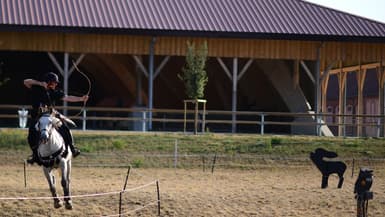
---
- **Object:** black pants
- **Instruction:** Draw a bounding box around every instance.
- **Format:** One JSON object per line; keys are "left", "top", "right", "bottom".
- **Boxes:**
{"left": 57, "top": 124, "right": 74, "bottom": 149}
{"left": 28, "top": 124, "right": 38, "bottom": 150}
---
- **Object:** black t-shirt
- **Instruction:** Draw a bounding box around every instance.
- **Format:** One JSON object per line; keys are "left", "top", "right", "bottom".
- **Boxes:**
{"left": 29, "top": 86, "right": 65, "bottom": 119}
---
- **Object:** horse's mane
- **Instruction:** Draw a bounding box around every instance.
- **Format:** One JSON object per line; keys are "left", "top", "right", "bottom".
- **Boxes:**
{"left": 39, "top": 112, "right": 62, "bottom": 129}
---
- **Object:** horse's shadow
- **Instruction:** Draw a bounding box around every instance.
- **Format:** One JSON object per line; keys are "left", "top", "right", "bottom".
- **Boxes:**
{"left": 310, "top": 148, "right": 347, "bottom": 188}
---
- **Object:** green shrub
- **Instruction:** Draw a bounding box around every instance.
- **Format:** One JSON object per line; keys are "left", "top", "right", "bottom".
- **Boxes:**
{"left": 112, "top": 140, "right": 125, "bottom": 150}
{"left": 131, "top": 158, "right": 143, "bottom": 168}
{"left": 271, "top": 138, "right": 282, "bottom": 146}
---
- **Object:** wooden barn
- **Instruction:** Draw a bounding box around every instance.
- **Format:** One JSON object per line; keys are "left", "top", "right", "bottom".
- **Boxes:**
{"left": 0, "top": 0, "right": 385, "bottom": 135}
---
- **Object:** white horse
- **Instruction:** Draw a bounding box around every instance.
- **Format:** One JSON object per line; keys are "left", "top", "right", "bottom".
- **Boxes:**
{"left": 36, "top": 112, "right": 73, "bottom": 209}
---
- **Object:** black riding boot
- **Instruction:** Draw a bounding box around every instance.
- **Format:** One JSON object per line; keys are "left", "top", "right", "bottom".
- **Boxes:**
{"left": 58, "top": 125, "right": 80, "bottom": 158}
{"left": 27, "top": 148, "right": 42, "bottom": 165}
{"left": 27, "top": 125, "right": 42, "bottom": 165}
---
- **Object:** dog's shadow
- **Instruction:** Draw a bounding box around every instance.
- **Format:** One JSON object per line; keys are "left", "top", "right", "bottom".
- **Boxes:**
{"left": 310, "top": 148, "right": 347, "bottom": 188}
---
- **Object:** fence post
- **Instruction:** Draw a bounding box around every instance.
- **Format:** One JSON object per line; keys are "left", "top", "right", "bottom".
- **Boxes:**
{"left": 184, "top": 101, "right": 187, "bottom": 133}
{"left": 315, "top": 113, "right": 318, "bottom": 136}
{"left": 142, "top": 111, "right": 146, "bottom": 132}
{"left": 202, "top": 155, "right": 206, "bottom": 172}
{"left": 174, "top": 140, "right": 178, "bottom": 169}
{"left": 119, "top": 165, "right": 131, "bottom": 216}
{"left": 82, "top": 109, "right": 87, "bottom": 131}
{"left": 377, "top": 118, "right": 381, "bottom": 138}
{"left": 260, "top": 113, "right": 265, "bottom": 135}
{"left": 201, "top": 102, "right": 206, "bottom": 133}
{"left": 156, "top": 180, "right": 161, "bottom": 216}
{"left": 194, "top": 101, "right": 198, "bottom": 135}
{"left": 18, "top": 107, "right": 28, "bottom": 128}
{"left": 317, "top": 114, "right": 325, "bottom": 136}
{"left": 24, "top": 160, "right": 27, "bottom": 188}
{"left": 211, "top": 153, "right": 217, "bottom": 174}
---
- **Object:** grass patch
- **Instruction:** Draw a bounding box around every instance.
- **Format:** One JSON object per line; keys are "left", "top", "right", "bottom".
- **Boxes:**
{"left": 1, "top": 129, "right": 385, "bottom": 159}
{"left": 131, "top": 158, "right": 144, "bottom": 168}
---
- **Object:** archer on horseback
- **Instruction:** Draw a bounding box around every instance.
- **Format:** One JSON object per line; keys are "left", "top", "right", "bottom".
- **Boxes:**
{"left": 24, "top": 72, "right": 88, "bottom": 165}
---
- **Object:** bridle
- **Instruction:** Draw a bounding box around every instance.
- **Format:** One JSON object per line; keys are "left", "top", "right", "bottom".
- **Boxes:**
{"left": 36, "top": 113, "right": 55, "bottom": 144}
{"left": 36, "top": 112, "right": 66, "bottom": 167}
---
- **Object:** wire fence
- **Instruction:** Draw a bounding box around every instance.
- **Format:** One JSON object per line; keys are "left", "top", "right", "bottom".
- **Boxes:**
{"left": 0, "top": 181, "right": 157, "bottom": 201}
{"left": 0, "top": 151, "right": 383, "bottom": 216}
{"left": 0, "top": 147, "right": 384, "bottom": 170}
{"left": 0, "top": 164, "right": 161, "bottom": 217}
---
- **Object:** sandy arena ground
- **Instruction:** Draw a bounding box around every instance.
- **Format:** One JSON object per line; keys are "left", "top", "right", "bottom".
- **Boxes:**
{"left": 0, "top": 163, "right": 384, "bottom": 216}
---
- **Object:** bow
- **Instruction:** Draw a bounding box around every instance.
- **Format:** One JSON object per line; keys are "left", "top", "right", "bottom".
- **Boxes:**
{"left": 71, "top": 60, "right": 91, "bottom": 117}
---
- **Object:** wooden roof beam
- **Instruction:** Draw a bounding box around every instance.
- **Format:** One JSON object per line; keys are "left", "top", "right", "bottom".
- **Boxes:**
{"left": 327, "top": 62, "right": 380, "bottom": 74}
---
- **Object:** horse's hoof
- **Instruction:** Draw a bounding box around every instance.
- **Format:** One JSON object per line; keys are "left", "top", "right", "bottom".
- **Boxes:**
{"left": 54, "top": 200, "right": 62, "bottom": 209}
{"left": 65, "top": 201, "right": 73, "bottom": 210}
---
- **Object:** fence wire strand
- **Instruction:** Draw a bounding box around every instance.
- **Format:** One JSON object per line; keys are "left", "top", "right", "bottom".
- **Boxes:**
{"left": 0, "top": 180, "right": 157, "bottom": 201}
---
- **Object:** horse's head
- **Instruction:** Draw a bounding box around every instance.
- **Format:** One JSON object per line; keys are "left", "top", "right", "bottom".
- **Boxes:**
{"left": 35, "top": 113, "right": 61, "bottom": 144}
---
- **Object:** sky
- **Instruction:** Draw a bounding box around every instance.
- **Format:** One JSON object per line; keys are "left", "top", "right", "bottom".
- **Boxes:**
{"left": 305, "top": 0, "right": 385, "bottom": 23}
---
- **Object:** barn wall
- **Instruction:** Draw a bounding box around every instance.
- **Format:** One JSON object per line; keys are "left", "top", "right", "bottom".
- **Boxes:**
{"left": 1, "top": 32, "right": 384, "bottom": 62}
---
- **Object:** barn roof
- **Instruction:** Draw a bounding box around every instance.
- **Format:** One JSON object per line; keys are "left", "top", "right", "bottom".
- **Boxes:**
{"left": 1, "top": 0, "right": 385, "bottom": 41}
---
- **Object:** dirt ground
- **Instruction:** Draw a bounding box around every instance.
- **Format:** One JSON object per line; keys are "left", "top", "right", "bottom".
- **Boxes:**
{"left": 0, "top": 163, "right": 384, "bottom": 217}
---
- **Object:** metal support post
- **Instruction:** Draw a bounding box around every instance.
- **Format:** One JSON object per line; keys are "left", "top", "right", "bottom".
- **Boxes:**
{"left": 315, "top": 47, "right": 321, "bottom": 136}
{"left": 232, "top": 58, "right": 238, "bottom": 133}
{"left": 63, "top": 53, "right": 69, "bottom": 116}
{"left": 148, "top": 37, "right": 156, "bottom": 130}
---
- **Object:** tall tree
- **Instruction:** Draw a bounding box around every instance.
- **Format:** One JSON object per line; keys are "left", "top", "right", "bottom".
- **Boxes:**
{"left": 179, "top": 41, "right": 208, "bottom": 99}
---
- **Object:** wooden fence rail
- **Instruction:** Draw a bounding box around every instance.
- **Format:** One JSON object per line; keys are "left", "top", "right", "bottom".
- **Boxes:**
{"left": 0, "top": 104, "right": 384, "bottom": 137}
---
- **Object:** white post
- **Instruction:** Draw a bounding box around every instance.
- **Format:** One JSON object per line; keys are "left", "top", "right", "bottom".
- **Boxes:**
{"left": 377, "top": 118, "right": 381, "bottom": 137}
{"left": 18, "top": 108, "right": 28, "bottom": 128}
{"left": 174, "top": 139, "right": 178, "bottom": 169}
{"left": 260, "top": 113, "right": 265, "bottom": 135}
{"left": 142, "top": 111, "right": 146, "bottom": 132}
{"left": 82, "top": 109, "right": 86, "bottom": 131}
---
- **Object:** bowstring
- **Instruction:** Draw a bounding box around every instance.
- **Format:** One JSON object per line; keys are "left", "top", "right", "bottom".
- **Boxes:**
{"left": 71, "top": 60, "right": 91, "bottom": 118}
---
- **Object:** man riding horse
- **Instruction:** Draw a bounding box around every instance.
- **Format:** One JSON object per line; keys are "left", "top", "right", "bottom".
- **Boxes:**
{"left": 24, "top": 72, "right": 88, "bottom": 165}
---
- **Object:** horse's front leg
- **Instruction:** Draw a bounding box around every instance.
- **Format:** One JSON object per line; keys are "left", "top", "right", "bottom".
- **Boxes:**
{"left": 337, "top": 174, "right": 344, "bottom": 188}
{"left": 321, "top": 174, "right": 329, "bottom": 188}
{"left": 43, "top": 167, "right": 62, "bottom": 208}
{"left": 61, "top": 160, "right": 72, "bottom": 210}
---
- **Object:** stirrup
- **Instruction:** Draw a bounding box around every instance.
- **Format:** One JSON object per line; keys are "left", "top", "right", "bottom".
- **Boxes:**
{"left": 26, "top": 157, "right": 35, "bottom": 165}
{"left": 26, "top": 155, "right": 37, "bottom": 165}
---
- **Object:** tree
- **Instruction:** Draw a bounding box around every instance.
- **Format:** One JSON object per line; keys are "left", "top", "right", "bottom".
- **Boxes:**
{"left": 179, "top": 41, "right": 208, "bottom": 99}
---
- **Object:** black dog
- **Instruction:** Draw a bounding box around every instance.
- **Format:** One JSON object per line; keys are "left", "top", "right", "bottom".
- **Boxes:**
{"left": 310, "top": 148, "right": 347, "bottom": 188}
